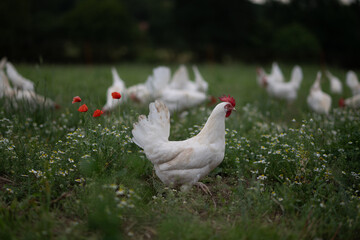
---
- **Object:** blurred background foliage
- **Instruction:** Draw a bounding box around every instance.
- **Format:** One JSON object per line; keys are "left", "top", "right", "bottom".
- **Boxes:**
{"left": 0, "top": 0, "right": 359, "bottom": 67}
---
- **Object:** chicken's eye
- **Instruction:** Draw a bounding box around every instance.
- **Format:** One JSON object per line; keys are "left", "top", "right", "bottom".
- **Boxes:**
{"left": 225, "top": 104, "right": 233, "bottom": 110}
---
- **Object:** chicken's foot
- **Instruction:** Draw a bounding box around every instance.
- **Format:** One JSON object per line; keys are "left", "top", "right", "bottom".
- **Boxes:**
{"left": 194, "top": 182, "right": 212, "bottom": 196}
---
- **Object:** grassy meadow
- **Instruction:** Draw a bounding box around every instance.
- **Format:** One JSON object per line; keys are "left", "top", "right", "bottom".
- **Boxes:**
{"left": 0, "top": 63, "right": 359, "bottom": 239}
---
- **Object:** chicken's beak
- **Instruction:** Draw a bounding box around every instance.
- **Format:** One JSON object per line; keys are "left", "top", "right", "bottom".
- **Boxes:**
{"left": 232, "top": 107, "right": 236, "bottom": 112}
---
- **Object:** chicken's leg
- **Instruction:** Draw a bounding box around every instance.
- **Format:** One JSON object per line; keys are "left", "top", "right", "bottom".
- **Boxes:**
{"left": 194, "top": 182, "right": 212, "bottom": 195}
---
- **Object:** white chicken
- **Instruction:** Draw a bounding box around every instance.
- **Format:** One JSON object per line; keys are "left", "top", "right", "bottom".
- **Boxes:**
{"left": 146, "top": 66, "right": 171, "bottom": 99}
{"left": 158, "top": 89, "right": 207, "bottom": 113}
{"left": 126, "top": 67, "right": 169, "bottom": 104}
{"left": 346, "top": 71, "right": 360, "bottom": 96}
{"left": 15, "top": 89, "right": 59, "bottom": 110}
{"left": 264, "top": 65, "right": 303, "bottom": 103}
{"left": 169, "top": 65, "right": 208, "bottom": 93}
{"left": 307, "top": 72, "right": 332, "bottom": 115}
{"left": 339, "top": 94, "right": 360, "bottom": 109}
{"left": 126, "top": 80, "right": 152, "bottom": 104}
{"left": 132, "top": 96, "right": 236, "bottom": 193}
{"left": 145, "top": 66, "right": 208, "bottom": 112}
{"left": 6, "top": 62, "right": 35, "bottom": 91}
{"left": 0, "top": 59, "right": 58, "bottom": 110}
{"left": 127, "top": 66, "right": 210, "bottom": 112}
{"left": 325, "top": 70, "right": 342, "bottom": 94}
{"left": 102, "top": 67, "right": 126, "bottom": 112}
{"left": 256, "top": 62, "right": 284, "bottom": 88}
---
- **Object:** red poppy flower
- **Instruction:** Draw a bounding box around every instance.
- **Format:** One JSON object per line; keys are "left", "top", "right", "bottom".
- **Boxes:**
{"left": 72, "top": 96, "right": 82, "bottom": 104}
{"left": 112, "top": 92, "right": 121, "bottom": 99}
{"left": 93, "top": 109, "right": 104, "bottom": 117}
{"left": 78, "top": 104, "right": 88, "bottom": 112}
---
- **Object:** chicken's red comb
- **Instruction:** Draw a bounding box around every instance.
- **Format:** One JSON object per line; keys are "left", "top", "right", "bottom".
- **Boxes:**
{"left": 219, "top": 95, "right": 236, "bottom": 107}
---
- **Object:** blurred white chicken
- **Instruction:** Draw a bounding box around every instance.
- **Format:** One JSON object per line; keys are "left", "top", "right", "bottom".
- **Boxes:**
{"left": 127, "top": 66, "right": 171, "bottom": 105}
{"left": 132, "top": 96, "right": 236, "bottom": 193}
{"left": 346, "top": 71, "right": 360, "bottom": 96}
{"left": 339, "top": 95, "right": 360, "bottom": 109}
{"left": 307, "top": 72, "right": 332, "bottom": 114}
{"left": 158, "top": 89, "right": 207, "bottom": 113}
{"left": 15, "top": 89, "right": 59, "bottom": 110}
{"left": 1, "top": 62, "right": 58, "bottom": 110}
{"left": 0, "top": 58, "right": 13, "bottom": 97}
{"left": 102, "top": 67, "right": 126, "bottom": 112}
{"left": 146, "top": 66, "right": 208, "bottom": 112}
{"left": 0, "top": 69, "right": 16, "bottom": 99}
{"left": 169, "top": 65, "right": 208, "bottom": 93}
{"left": 127, "top": 66, "right": 210, "bottom": 112}
{"left": 126, "top": 79, "right": 152, "bottom": 104}
{"left": 325, "top": 70, "right": 342, "bottom": 94}
{"left": 264, "top": 65, "right": 303, "bottom": 103}
{"left": 256, "top": 62, "right": 284, "bottom": 88}
{"left": 0, "top": 69, "right": 18, "bottom": 109}
{"left": 147, "top": 66, "right": 171, "bottom": 99}
{"left": 6, "top": 62, "right": 35, "bottom": 91}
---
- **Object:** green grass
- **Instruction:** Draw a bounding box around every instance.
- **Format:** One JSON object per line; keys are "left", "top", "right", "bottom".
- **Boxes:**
{"left": 1, "top": 63, "right": 359, "bottom": 239}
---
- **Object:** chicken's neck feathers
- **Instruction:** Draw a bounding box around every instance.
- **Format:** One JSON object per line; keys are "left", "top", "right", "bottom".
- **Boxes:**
{"left": 195, "top": 102, "right": 227, "bottom": 144}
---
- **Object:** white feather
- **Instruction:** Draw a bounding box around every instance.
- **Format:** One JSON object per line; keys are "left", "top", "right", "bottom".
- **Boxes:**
{"left": 159, "top": 89, "right": 207, "bottom": 113}
{"left": 15, "top": 89, "right": 57, "bottom": 110}
{"left": 193, "top": 65, "right": 208, "bottom": 93}
{"left": 6, "top": 62, "right": 35, "bottom": 91}
{"left": 169, "top": 65, "right": 192, "bottom": 90}
{"left": 168, "top": 65, "right": 208, "bottom": 93}
{"left": 271, "top": 62, "right": 285, "bottom": 83}
{"left": 0, "top": 69, "right": 15, "bottom": 99}
{"left": 148, "top": 66, "right": 171, "bottom": 99}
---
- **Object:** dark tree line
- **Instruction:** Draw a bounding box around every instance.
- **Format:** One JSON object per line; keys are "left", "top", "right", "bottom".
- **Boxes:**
{"left": 0, "top": 0, "right": 359, "bottom": 67}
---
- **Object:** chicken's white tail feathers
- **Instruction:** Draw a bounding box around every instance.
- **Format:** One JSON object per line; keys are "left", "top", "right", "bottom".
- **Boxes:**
{"left": 132, "top": 100, "right": 170, "bottom": 149}
{"left": 346, "top": 71, "right": 359, "bottom": 89}
{"left": 271, "top": 62, "right": 284, "bottom": 82}
{"left": 170, "top": 65, "right": 189, "bottom": 89}
{"left": 153, "top": 66, "right": 170, "bottom": 88}
{"left": 6, "top": 62, "right": 35, "bottom": 91}
{"left": 111, "top": 67, "right": 126, "bottom": 88}
{"left": 290, "top": 65, "right": 303, "bottom": 89}
{"left": 193, "top": 66, "right": 208, "bottom": 93}
{"left": 6, "top": 62, "right": 20, "bottom": 80}
{"left": 148, "top": 66, "right": 171, "bottom": 98}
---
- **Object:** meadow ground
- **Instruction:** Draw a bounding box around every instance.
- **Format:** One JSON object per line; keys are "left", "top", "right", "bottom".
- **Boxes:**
{"left": 0, "top": 63, "right": 359, "bottom": 239}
